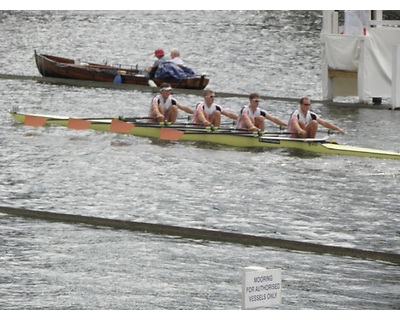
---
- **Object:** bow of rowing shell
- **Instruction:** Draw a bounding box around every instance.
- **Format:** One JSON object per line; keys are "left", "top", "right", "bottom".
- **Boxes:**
{"left": 10, "top": 112, "right": 400, "bottom": 160}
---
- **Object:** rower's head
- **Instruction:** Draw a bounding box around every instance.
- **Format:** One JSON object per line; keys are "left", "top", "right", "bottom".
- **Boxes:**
{"left": 299, "top": 97, "right": 311, "bottom": 113}
{"left": 204, "top": 89, "right": 215, "bottom": 106}
{"left": 154, "top": 48, "right": 165, "bottom": 58}
{"left": 171, "top": 49, "right": 180, "bottom": 59}
{"left": 249, "top": 92, "right": 261, "bottom": 108}
{"left": 160, "top": 83, "right": 172, "bottom": 98}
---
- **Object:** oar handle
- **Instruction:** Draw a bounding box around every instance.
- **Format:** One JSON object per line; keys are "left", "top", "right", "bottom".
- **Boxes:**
{"left": 119, "top": 116, "right": 192, "bottom": 123}
{"left": 274, "top": 126, "right": 335, "bottom": 135}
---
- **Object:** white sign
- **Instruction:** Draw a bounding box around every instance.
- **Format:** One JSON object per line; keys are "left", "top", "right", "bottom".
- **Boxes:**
{"left": 242, "top": 266, "right": 282, "bottom": 309}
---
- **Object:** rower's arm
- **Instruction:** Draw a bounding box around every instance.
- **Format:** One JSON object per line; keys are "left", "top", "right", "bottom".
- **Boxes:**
{"left": 318, "top": 118, "right": 345, "bottom": 134}
{"left": 266, "top": 114, "right": 287, "bottom": 127}
{"left": 223, "top": 110, "right": 238, "bottom": 120}
{"left": 178, "top": 104, "right": 194, "bottom": 114}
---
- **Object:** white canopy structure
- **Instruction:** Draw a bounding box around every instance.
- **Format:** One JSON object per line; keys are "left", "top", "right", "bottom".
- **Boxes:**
{"left": 321, "top": 10, "right": 400, "bottom": 109}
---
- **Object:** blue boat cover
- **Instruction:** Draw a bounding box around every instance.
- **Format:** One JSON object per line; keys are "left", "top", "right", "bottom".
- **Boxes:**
{"left": 155, "top": 61, "right": 196, "bottom": 79}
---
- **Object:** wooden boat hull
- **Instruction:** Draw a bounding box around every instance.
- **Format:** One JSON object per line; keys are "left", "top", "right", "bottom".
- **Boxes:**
{"left": 10, "top": 112, "right": 400, "bottom": 160}
{"left": 34, "top": 51, "right": 209, "bottom": 90}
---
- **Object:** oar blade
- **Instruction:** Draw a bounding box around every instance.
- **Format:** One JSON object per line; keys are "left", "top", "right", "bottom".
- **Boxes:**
{"left": 160, "top": 128, "right": 184, "bottom": 141}
{"left": 24, "top": 115, "right": 48, "bottom": 127}
{"left": 67, "top": 118, "right": 92, "bottom": 130}
{"left": 110, "top": 119, "right": 135, "bottom": 133}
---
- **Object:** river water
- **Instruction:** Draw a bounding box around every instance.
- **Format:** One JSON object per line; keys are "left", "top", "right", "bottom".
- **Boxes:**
{"left": 0, "top": 10, "right": 399, "bottom": 310}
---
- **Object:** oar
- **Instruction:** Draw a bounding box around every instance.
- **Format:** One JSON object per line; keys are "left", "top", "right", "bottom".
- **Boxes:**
{"left": 110, "top": 119, "right": 200, "bottom": 133}
{"left": 33, "top": 115, "right": 192, "bottom": 123}
{"left": 156, "top": 122, "right": 337, "bottom": 138}
{"left": 125, "top": 121, "right": 295, "bottom": 136}
{"left": 264, "top": 126, "right": 337, "bottom": 136}
{"left": 119, "top": 116, "right": 155, "bottom": 122}
{"left": 180, "top": 129, "right": 295, "bottom": 136}
{"left": 260, "top": 135, "right": 331, "bottom": 143}
{"left": 122, "top": 121, "right": 200, "bottom": 128}
{"left": 109, "top": 119, "right": 210, "bottom": 134}
{"left": 120, "top": 116, "right": 192, "bottom": 123}
{"left": 158, "top": 126, "right": 297, "bottom": 140}
{"left": 126, "top": 122, "right": 224, "bottom": 131}
{"left": 323, "top": 129, "right": 336, "bottom": 135}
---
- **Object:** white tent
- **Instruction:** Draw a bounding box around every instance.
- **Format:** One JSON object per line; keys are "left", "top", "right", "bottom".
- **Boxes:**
{"left": 321, "top": 10, "right": 400, "bottom": 109}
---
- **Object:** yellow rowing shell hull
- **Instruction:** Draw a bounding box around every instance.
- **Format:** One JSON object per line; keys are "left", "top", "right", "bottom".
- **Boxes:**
{"left": 10, "top": 112, "right": 400, "bottom": 160}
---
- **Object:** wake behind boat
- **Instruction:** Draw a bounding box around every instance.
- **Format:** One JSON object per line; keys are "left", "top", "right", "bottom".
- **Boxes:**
{"left": 9, "top": 111, "right": 400, "bottom": 160}
{"left": 34, "top": 51, "right": 209, "bottom": 90}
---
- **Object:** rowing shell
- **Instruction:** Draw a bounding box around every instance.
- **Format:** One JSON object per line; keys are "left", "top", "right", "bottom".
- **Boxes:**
{"left": 10, "top": 111, "right": 400, "bottom": 160}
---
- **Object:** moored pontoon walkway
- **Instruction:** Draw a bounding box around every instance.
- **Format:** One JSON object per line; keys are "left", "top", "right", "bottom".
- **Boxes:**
{"left": 1, "top": 205, "right": 399, "bottom": 265}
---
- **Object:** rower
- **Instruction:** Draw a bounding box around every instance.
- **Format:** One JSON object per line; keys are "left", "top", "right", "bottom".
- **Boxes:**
{"left": 191, "top": 89, "right": 237, "bottom": 127}
{"left": 236, "top": 93, "right": 287, "bottom": 133}
{"left": 148, "top": 83, "right": 193, "bottom": 123}
{"left": 288, "top": 97, "right": 346, "bottom": 138}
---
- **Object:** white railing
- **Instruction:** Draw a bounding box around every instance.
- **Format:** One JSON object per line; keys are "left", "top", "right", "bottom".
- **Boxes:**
{"left": 369, "top": 20, "right": 400, "bottom": 26}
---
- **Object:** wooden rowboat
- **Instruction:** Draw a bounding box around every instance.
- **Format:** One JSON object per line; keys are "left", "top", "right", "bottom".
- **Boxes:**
{"left": 34, "top": 51, "right": 209, "bottom": 90}
{"left": 10, "top": 111, "right": 400, "bottom": 160}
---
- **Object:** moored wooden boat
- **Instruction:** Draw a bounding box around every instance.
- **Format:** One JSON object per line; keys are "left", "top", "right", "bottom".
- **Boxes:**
{"left": 10, "top": 111, "right": 400, "bottom": 160}
{"left": 34, "top": 51, "right": 209, "bottom": 90}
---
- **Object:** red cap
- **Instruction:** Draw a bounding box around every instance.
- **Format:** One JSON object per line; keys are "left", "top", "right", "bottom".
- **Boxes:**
{"left": 154, "top": 48, "right": 165, "bottom": 57}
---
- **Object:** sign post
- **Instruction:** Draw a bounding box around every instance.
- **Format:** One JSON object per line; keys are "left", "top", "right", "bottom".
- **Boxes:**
{"left": 242, "top": 266, "right": 282, "bottom": 309}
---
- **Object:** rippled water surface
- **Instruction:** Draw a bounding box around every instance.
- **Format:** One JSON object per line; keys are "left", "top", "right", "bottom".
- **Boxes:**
{"left": 0, "top": 10, "right": 399, "bottom": 310}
